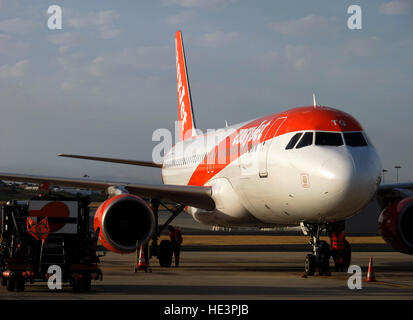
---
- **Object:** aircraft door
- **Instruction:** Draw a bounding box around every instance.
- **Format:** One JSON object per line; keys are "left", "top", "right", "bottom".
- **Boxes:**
{"left": 258, "top": 117, "right": 286, "bottom": 178}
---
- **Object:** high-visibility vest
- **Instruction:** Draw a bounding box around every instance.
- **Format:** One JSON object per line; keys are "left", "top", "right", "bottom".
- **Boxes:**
{"left": 169, "top": 229, "right": 183, "bottom": 245}
{"left": 331, "top": 232, "right": 345, "bottom": 250}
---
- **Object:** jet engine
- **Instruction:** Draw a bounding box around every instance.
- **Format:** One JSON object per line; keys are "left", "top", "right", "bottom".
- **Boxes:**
{"left": 94, "top": 194, "right": 155, "bottom": 254}
{"left": 379, "top": 197, "right": 413, "bottom": 255}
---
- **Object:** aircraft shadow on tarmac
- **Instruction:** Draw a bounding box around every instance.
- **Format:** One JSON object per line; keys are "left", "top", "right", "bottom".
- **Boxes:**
{"left": 182, "top": 244, "right": 394, "bottom": 252}
{"left": 95, "top": 283, "right": 413, "bottom": 297}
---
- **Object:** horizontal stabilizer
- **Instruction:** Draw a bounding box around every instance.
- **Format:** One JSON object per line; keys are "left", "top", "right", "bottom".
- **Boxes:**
{"left": 58, "top": 154, "right": 162, "bottom": 168}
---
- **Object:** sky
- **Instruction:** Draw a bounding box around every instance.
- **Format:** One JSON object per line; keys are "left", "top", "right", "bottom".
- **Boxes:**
{"left": 0, "top": 0, "right": 412, "bottom": 184}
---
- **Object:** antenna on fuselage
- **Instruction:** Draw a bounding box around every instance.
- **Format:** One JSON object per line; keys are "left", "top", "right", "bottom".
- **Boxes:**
{"left": 225, "top": 120, "right": 229, "bottom": 128}
{"left": 313, "top": 93, "right": 317, "bottom": 108}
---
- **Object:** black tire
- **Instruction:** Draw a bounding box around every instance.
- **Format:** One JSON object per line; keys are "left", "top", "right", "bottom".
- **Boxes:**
{"left": 318, "top": 254, "right": 330, "bottom": 275}
{"left": 342, "top": 240, "right": 351, "bottom": 271}
{"left": 16, "top": 276, "right": 25, "bottom": 292}
{"left": 319, "top": 240, "right": 330, "bottom": 256}
{"left": 7, "top": 276, "right": 15, "bottom": 292}
{"left": 159, "top": 240, "right": 173, "bottom": 267}
{"left": 2, "top": 277, "right": 7, "bottom": 287}
{"left": 81, "top": 277, "right": 91, "bottom": 292}
{"left": 71, "top": 279, "right": 81, "bottom": 293}
{"left": 305, "top": 254, "right": 316, "bottom": 276}
{"left": 318, "top": 241, "right": 331, "bottom": 275}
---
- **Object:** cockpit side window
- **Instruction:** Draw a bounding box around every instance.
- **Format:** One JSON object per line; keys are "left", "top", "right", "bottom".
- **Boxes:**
{"left": 344, "top": 132, "right": 368, "bottom": 147}
{"left": 315, "top": 132, "right": 344, "bottom": 146}
{"left": 295, "top": 132, "right": 313, "bottom": 149}
{"left": 285, "top": 132, "right": 303, "bottom": 150}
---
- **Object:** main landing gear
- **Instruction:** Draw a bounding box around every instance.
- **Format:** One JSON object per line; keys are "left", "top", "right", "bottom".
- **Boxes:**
{"left": 301, "top": 222, "right": 352, "bottom": 276}
{"left": 148, "top": 199, "right": 184, "bottom": 268}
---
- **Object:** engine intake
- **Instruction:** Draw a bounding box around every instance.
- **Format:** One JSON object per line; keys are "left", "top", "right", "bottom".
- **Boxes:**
{"left": 379, "top": 197, "right": 413, "bottom": 255}
{"left": 94, "top": 194, "right": 155, "bottom": 254}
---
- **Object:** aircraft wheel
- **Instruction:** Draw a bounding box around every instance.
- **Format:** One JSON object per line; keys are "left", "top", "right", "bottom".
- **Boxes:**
{"left": 7, "top": 276, "right": 15, "bottom": 292}
{"left": 305, "top": 254, "right": 316, "bottom": 276}
{"left": 81, "top": 277, "right": 91, "bottom": 292}
{"left": 16, "top": 276, "right": 25, "bottom": 292}
{"left": 318, "top": 254, "right": 330, "bottom": 275}
{"left": 71, "top": 279, "right": 81, "bottom": 293}
{"left": 159, "top": 240, "right": 173, "bottom": 267}
{"left": 318, "top": 241, "right": 331, "bottom": 275}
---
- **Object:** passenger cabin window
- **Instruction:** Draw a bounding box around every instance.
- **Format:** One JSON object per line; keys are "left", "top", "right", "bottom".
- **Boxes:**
{"left": 285, "top": 133, "right": 303, "bottom": 150}
{"left": 296, "top": 132, "right": 313, "bottom": 149}
{"left": 344, "top": 132, "right": 368, "bottom": 147}
{"left": 315, "top": 132, "right": 343, "bottom": 146}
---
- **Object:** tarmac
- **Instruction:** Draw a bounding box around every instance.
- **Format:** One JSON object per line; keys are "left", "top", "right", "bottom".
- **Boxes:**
{"left": 0, "top": 240, "right": 412, "bottom": 300}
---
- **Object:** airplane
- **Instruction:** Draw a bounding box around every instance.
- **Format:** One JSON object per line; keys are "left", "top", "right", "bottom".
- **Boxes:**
{"left": 1, "top": 30, "right": 412, "bottom": 275}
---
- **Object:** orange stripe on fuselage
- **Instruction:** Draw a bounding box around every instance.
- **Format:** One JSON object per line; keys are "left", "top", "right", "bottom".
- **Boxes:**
{"left": 187, "top": 106, "right": 363, "bottom": 187}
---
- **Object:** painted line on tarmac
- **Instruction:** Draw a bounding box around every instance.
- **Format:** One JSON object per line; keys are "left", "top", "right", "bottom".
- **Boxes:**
{"left": 365, "top": 280, "right": 413, "bottom": 289}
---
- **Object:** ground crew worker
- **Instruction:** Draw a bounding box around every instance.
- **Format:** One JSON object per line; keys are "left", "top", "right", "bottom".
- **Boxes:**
{"left": 330, "top": 230, "right": 345, "bottom": 271}
{"left": 168, "top": 225, "right": 183, "bottom": 267}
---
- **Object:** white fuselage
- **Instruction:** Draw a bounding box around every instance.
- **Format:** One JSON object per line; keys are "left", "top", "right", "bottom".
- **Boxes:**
{"left": 161, "top": 112, "right": 382, "bottom": 228}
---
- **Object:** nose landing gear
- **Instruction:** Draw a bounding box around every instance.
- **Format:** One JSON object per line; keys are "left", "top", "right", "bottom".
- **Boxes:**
{"left": 301, "top": 222, "right": 352, "bottom": 276}
{"left": 301, "top": 223, "right": 331, "bottom": 276}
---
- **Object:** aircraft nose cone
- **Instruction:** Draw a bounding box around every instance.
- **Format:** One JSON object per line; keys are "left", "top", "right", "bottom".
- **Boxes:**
{"left": 320, "top": 153, "right": 355, "bottom": 197}
{"left": 319, "top": 151, "right": 379, "bottom": 219}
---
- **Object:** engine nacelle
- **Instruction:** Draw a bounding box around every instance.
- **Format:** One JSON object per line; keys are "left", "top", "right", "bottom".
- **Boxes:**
{"left": 379, "top": 197, "right": 413, "bottom": 255}
{"left": 94, "top": 194, "right": 155, "bottom": 254}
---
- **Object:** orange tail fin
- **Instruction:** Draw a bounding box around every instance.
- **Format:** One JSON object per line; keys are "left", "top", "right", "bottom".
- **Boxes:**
{"left": 175, "top": 30, "right": 197, "bottom": 141}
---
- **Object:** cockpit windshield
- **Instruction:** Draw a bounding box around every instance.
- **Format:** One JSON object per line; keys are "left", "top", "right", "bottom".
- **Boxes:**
{"left": 315, "top": 132, "right": 343, "bottom": 146}
{"left": 285, "top": 131, "right": 368, "bottom": 150}
{"left": 295, "top": 132, "right": 313, "bottom": 149}
{"left": 343, "top": 132, "right": 368, "bottom": 147}
{"left": 285, "top": 132, "right": 303, "bottom": 150}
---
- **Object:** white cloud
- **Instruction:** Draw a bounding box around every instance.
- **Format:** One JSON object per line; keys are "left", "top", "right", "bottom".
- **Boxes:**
{"left": 88, "top": 56, "right": 105, "bottom": 77}
{"left": 100, "top": 28, "right": 121, "bottom": 40}
{"left": 0, "top": 60, "right": 30, "bottom": 79}
{"left": 67, "top": 10, "right": 121, "bottom": 39}
{"left": 258, "top": 44, "right": 329, "bottom": 74}
{"left": 283, "top": 44, "right": 313, "bottom": 71}
{"left": 258, "top": 50, "right": 281, "bottom": 70}
{"left": 0, "top": 34, "right": 28, "bottom": 56}
{"left": 269, "top": 15, "right": 338, "bottom": 37}
{"left": 68, "top": 10, "right": 119, "bottom": 28}
{"left": 87, "top": 46, "right": 172, "bottom": 77}
{"left": 199, "top": 31, "right": 240, "bottom": 47}
{"left": 380, "top": 0, "right": 413, "bottom": 15}
{"left": 0, "top": 18, "right": 38, "bottom": 33}
{"left": 165, "top": 12, "right": 194, "bottom": 24}
{"left": 344, "top": 37, "right": 382, "bottom": 57}
{"left": 162, "top": 0, "right": 233, "bottom": 8}
{"left": 48, "top": 32, "right": 85, "bottom": 53}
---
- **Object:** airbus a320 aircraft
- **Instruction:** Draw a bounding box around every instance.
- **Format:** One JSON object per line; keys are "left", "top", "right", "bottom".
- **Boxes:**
{"left": 1, "top": 31, "right": 412, "bottom": 274}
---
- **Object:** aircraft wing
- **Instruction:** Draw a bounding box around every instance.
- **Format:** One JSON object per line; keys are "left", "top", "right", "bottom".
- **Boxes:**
{"left": 376, "top": 182, "right": 413, "bottom": 209}
{"left": 0, "top": 172, "right": 215, "bottom": 210}
{"left": 58, "top": 154, "right": 162, "bottom": 168}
